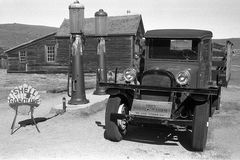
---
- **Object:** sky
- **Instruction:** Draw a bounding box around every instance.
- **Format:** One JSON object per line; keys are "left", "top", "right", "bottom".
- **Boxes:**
{"left": 0, "top": 0, "right": 240, "bottom": 39}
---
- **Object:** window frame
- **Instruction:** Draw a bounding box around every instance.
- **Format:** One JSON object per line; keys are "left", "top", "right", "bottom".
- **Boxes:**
{"left": 19, "top": 50, "right": 27, "bottom": 63}
{"left": 46, "top": 45, "right": 56, "bottom": 63}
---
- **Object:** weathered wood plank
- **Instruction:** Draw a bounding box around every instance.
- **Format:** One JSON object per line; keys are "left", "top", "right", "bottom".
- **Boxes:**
{"left": 6, "top": 34, "right": 134, "bottom": 73}
{"left": 212, "top": 42, "right": 225, "bottom": 50}
{"left": 225, "top": 42, "right": 233, "bottom": 84}
{"left": 212, "top": 50, "right": 225, "bottom": 57}
{"left": 212, "top": 60, "right": 226, "bottom": 67}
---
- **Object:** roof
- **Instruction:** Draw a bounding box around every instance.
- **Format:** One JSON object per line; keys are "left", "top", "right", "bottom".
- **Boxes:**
{"left": 5, "top": 32, "right": 56, "bottom": 53}
{"left": 56, "top": 14, "right": 144, "bottom": 37}
{"left": 145, "top": 29, "right": 213, "bottom": 39}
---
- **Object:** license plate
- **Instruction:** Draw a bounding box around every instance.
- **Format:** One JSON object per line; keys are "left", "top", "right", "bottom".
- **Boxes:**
{"left": 129, "top": 99, "right": 172, "bottom": 118}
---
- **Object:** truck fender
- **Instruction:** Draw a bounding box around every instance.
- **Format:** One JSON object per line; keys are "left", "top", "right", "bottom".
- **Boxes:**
{"left": 105, "top": 88, "right": 134, "bottom": 107}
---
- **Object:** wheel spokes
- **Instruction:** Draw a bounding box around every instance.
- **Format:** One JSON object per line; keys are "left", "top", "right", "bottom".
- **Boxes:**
{"left": 117, "top": 104, "right": 127, "bottom": 130}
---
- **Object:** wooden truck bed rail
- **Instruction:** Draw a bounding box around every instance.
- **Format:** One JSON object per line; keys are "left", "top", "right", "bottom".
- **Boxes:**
{"left": 211, "top": 41, "right": 233, "bottom": 87}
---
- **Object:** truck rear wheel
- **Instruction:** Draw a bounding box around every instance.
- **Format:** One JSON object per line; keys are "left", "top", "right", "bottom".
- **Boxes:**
{"left": 192, "top": 102, "right": 209, "bottom": 151}
{"left": 104, "top": 96, "right": 128, "bottom": 142}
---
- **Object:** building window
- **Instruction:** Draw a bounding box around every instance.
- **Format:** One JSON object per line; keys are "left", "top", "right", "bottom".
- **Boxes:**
{"left": 46, "top": 45, "right": 55, "bottom": 62}
{"left": 19, "top": 51, "right": 27, "bottom": 63}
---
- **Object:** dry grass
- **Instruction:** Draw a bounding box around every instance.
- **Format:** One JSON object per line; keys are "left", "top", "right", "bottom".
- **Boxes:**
{"left": 0, "top": 69, "right": 96, "bottom": 102}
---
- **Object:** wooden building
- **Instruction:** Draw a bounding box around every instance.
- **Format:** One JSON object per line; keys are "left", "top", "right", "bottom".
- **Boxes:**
{"left": 0, "top": 47, "right": 7, "bottom": 69}
{"left": 0, "top": 56, "right": 7, "bottom": 69}
{"left": 5, "top": 14, "right": 145, "bottom": 73}
{"left": 5, "top": 32, "right": 60, "bottom": 73}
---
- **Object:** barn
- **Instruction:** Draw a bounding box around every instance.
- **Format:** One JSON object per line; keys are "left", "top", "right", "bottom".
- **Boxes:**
{"left": 5, "top": 14, "right": 145, "bottom": 73}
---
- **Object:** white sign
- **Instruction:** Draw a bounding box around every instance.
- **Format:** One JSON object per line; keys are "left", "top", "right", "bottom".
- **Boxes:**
{"left": 8, "top": 84, "right": 41, "bottom": 108}
{"left": 130, "top": 99, "right": 172, "bottom": 118}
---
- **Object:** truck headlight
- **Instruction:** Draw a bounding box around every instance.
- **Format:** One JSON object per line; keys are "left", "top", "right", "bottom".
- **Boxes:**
{"left": 123, "top": 68, "right": 137, "bottom": 82}
{"left": 176, "top": 70, "right": 191, "bottom": 85}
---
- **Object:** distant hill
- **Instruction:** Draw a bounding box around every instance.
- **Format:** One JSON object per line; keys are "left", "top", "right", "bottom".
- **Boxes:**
{"left": 0, "top": 23, "right": 239, "bottom": 51}
{"left": 0, "top": 23, "right": 57, "bottom": 50}
{"left": 213, "top": 38, "right": 240, "bottom": 49}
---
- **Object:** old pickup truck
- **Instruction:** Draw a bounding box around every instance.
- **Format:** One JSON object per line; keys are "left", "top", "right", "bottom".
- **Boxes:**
{"left": 99, "top": 29, "right": 233, "bottom": 151}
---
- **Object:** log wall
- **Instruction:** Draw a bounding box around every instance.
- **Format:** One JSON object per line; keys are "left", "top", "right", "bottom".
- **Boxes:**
{"left": 7, "top": 35, "right": 133, "bottom": 73}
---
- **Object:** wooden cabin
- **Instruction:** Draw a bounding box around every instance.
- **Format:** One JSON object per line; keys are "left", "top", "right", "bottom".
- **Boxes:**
{"left": 5, "top": 14, "right": 145, "bottom": 73}
{"left": 5, "top": 32, "right": 59, "bottom": 73}
{"left": 0, "top": 47, "right": 7, "bottom": 69}
{"left": 0, "top": 56, "right": 7, "bottom": 69}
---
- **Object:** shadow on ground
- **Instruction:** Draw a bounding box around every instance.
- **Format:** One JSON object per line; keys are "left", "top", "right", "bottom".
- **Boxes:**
{"left": 11, "top": 112, "right": 63, "bottom": 135}
{"left": 124, "top": 125, "right": 194, "bottom": 151}
{"left": 95, "top": 121, "right": 194, "bottom": 151}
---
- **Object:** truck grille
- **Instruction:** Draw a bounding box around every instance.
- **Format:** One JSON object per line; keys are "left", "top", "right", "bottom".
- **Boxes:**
{"left": 141, "top": 70, "right": 175, "bottom": 101}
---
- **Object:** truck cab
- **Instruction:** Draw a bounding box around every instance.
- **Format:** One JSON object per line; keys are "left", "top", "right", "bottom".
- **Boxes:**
{"left": 100, "top": 29, "right": 233, "bottom": 151}
{"left": 144, "top": 29, "right": 212, "bottom": 89}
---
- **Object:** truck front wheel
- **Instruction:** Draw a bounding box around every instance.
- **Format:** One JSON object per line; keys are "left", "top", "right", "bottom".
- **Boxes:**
{"left": 192, "top": 102, "right": 209, "bottom": 151}
{"left": 104, "top": 96, "right": 128, "bottom": 142}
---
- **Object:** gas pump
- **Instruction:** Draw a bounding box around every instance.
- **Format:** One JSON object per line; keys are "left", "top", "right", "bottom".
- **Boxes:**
{"left": 93, "top": 9, "right": 108, "bottom": 95}
{"left": 67, "top": 0, "right": 89, "bottom": 105}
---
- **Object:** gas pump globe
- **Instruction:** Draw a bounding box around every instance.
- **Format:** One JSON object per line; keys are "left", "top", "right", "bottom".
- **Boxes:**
{"left": 93, "top": 9, "right": 108, "bottom": 95}
{"left": 95, "top": 9, "right": 108, "bottom": 36}
{"left": 69, "top": 0, "right": 84, "bottom": 34}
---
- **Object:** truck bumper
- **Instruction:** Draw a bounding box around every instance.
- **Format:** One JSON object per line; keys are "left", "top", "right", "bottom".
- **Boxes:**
{"left": 99, "top": 82, "right": 219, "bottom": 95}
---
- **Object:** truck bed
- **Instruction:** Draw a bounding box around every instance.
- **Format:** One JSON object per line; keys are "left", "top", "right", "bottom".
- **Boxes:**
{"left": 211, "top": 41, "right": 233, "bottom": 87}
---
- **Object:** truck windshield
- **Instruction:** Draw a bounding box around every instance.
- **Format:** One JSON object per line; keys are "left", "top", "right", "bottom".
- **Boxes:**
{"left": 148, "top": 39, "right": 199, "bottom": 60}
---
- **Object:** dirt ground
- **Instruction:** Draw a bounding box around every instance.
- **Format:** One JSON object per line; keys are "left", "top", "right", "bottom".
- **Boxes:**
{"left": 0, "top": 55, "right": 240, "bottom": 160}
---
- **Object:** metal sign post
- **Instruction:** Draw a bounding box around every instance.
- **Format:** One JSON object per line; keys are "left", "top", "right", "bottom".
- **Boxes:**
{"left": 8, "top": 84, "right": 41, "bottom": 134}
{"left": 94, "top": 9, "right": 108, "bottom": 95}
{"left": 68, "top": 1, "right": 89, "bottom": 105}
